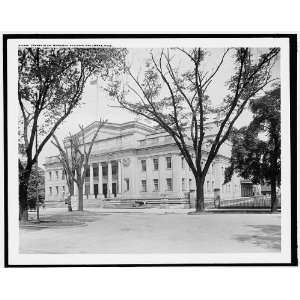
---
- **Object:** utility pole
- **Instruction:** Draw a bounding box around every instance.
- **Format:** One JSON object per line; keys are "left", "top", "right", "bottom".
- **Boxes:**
{"left": 35, "top": 125, "right": 40, "bottom": 222}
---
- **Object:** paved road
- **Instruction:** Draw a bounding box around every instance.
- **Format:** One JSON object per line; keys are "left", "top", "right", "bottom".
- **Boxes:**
{"left": 20, "top": 209, "right": 281, "bottom": 254}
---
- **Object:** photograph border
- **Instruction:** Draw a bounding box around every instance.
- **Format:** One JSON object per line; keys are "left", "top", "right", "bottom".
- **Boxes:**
{"left": 3, "top": 33, "right": 298, "bottom": 267}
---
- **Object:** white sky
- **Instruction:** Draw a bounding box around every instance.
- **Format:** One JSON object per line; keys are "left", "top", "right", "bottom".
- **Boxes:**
{"left": 38, "top": 48, "right": 280, "bottom": 167}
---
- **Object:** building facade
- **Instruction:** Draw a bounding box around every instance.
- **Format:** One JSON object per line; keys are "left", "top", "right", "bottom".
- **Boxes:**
{"left": 44, "top": 120, "right": 252, "bottom": 208}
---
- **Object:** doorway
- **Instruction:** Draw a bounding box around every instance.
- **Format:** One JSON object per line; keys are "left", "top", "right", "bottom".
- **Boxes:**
{"left": 112, "top": 182, "right": 117, "bottom": 197}
{"left": 103, "top": 183, "right": 107, "bottom": 198}
{"left": 94, "top": 184, "right": 98, "bottom": 198}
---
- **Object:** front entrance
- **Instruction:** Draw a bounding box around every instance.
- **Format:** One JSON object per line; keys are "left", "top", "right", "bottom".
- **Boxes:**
{"left": 103, "top": 183, "right": 107, "bottom": 198}
{"left": 94, "top": 184, "right": 98, "bottom": 198}
{"left": 112, "top": 182, "right": 117, "bottom": 197}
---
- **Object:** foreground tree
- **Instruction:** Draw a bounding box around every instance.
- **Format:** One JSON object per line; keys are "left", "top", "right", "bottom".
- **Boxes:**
{"left": 225, "top": 86, "right": 281, "bottom": 212}
{"left": 108, "top": 47, "right": 279, "bottom": 212}
{"left": 52, "top": 119, "right": 106, "bottom": 211}
{"left": 18, "top": 47, "right": 126, "bottom": 220}
{"left": 26, "top": 164, "right": 45, "bottom": 209}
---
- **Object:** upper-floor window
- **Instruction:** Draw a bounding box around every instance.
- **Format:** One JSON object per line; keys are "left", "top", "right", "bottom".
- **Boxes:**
{"left": 153, "top": 179, "right": 159, "bottom": 192}
{"left": 55, "top": 170, "right": 59, "bottom": 180}
{"left": 112, "top": 165, "right": 117, "bottom": 175}
{"left": 141, "top": 160, "right": 146, "bottom": 172}
{"left": 93, "top": 166, "right": 99, "bottom": 177}
{"left": 62, "top": 170, "right": 65, "bottom": 180}
{"left": 141, "top": 180, "right": 147, "bottom": 192}
{"left": 62, "top": 186, "right": 65, "bottom": 193}
{"left": 207, "top": 181, "right": 210, "bottom": 192}
{"left": 181, "top": 157, "right": 185, "bottom": 169}
{"left": 49, "top": 171, "right": 52, "bottom": 181}
{"left": 166, "top": 157, "right": 172, "bottom": 169}
{"left": 166, "top": 178, "right": 173, "bottom": 191}
{"left": 102, "top": 165, "right": 107, "bottom": 177}
{"left": 153, "top": 158, "right": 159, "bottom": 170}
{"left": 212, "top": 163, "right": 215, "bottom": 175}
{"left": 56, "top": 186, "right": 59, "bottom": 194}
{"left": 85, "top": 168, "right": 90, "bottom": 178}
{"left": 49, "top": 187, "right": 52, "bottom": 195}
{"left": 182, "top": 178, "right": 186, "bottom": 191}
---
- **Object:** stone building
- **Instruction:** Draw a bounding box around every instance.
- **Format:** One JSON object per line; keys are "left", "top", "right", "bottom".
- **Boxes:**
{"left": 44, "top": 120, "right": 251, "bottom": 208}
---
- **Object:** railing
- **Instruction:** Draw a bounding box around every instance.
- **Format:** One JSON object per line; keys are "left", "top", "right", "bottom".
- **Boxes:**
{"left": 213, "top": 195, "right": 281, "bottom": 209}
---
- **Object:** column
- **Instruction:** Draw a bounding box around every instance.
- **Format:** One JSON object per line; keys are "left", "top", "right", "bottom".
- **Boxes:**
{"left": 98, "top": 162, "right": 103, "bottom": 199}
{"left": 74, "top": 172, "right": 78, "bottom": 196}
{"left": 159, "top": 156, "right": 165, "bottom": 194}
{"left": 146, "top": 157, "right": 153, "bottom": 194}
{"left": 117, "top": 160, "right": 122, "bottom": 196}
{"left": 83, "top": 177, "right": 85, "bottom": 197}
{"left": 173, "top": 154, "right": 183, "bottom": 197}
{"left": 89, "top": 164, "right": 94, "bottom": 199}
{"left": 107, "top": 161, "right": 112, "bottom": 197}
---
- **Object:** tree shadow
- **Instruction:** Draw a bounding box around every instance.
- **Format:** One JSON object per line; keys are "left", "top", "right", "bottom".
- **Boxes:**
{"left": 233, "top": 225, "right": 281, "bottom": 251}
{"left": 20, "top": 211, "right": 111, "bottom": 231}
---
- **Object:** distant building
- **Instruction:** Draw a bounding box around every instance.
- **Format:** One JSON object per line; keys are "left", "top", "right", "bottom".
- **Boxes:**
{"left": 44, "top": 120, "right": 255, "bottom": 208}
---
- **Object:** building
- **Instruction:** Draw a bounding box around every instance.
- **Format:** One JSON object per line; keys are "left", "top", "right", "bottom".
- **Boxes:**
{"left": 44, "top": 120, "right": 252, "bottom": 208}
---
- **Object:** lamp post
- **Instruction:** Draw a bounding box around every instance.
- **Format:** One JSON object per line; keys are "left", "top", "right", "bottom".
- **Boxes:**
{"left": 35, "top": 125, "right": 40, "bottom": 222}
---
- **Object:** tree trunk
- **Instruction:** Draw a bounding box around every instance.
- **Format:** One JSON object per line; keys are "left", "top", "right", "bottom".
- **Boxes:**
{"left": 19, "top": 166, "right": 32, "bottom": 221}
{"left": 78, "top": 184, "right": 84, "bottom": 211}
{"left": 19, "top": 179, "right": 29, "bottom": 221}
{"left": 67, "top": 183, "right": 74, "bottom": 212}
{"left": 195, "top": 177, "right": 205, "bottom": 212}
{"left": 270, "top": 177, "right": 278, "bottom": 213}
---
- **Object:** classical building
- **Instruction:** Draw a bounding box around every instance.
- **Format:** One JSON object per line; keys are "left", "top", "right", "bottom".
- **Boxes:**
{"left": 44, "top": 120, "right": 253, "bottom": 208}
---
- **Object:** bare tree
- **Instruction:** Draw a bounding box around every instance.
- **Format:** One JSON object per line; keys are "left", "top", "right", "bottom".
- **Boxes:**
{"left": 108, "top": 47, "right": 280, "bottom": 212}
{"left": 18, "top": 47, "right": 126, "bottom": 220}
{"left": 52, "top": 119, "right": 106, "bottom": 211}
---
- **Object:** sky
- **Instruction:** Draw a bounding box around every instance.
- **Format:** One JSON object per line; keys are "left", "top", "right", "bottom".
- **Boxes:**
{"left": 38, "top": 48, "right": 280, "bottom": 168}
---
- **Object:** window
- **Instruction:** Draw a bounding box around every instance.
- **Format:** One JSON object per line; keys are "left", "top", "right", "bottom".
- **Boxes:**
{"left": 166, "top": 178, "right": 173, "bottom": 191}
{"left": 212, "top": 180, "right": 215, "bottom": 190}
{"left": 189, "top": 179, "right": 192, "bottom": 190}
{"left": 166, "top": 157, "right": 172, "bottom": 169}
{"left": 153, "top": 179, "right": 159, "bottom": 191}
{"left": 182, "top": 178, "right": 186, "bottom": 191}
{"left": 56, "top": 170, "right": 59, "bottom": 179}
{"left": 207, "top": 181, "right": 210, "bottom": 192}
{"left": 112, "top": 165, "right": 117, "bottom": 175}
{"left": 49, "top": 187, "right": 52, "bottom": 195}
{"left": 93, "top": 166, "right": 98, "bottom": 177}
{"left": 85, "top": 168, "right": 90, "bottom": 178}
{"left": 56, "top": 186, "right": 59, "bottom": 194}
{"left": 102, "top": 165, "right": 107, "bottom": 176}
{"left": 49, "top": 171, "right": 52, "bottom": 181}
{"left": 62, "top": 186, "right": 65, "bottom": 193}
{"left": 62, "top": 170, "right": 65, "bottom": 180}
{"left": 141, "top": 160, "right": 146, "bottom": 172}
{"left": 153, "top": 158, "right": 159, "bottom": 170}
{"left": 181, "top": 157, "right": 185, "bottom": 169}
{"left": 141, "top": 180, "right": 147, "bottom": 192}
{"left": 125, "top": 178, "right": 130, "bottom": 191}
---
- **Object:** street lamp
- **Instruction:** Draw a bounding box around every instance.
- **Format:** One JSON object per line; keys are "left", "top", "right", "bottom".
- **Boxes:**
{"left": 35, "top": 124, "right": 40, "bottom": 222}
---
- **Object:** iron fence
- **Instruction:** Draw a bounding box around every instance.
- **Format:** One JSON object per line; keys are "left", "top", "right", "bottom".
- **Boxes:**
{"left": 211, "top": 195, "right": 281, "bottom": 209}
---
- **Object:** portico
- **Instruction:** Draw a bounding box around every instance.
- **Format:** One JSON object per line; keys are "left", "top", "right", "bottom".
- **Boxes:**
{"left": 83, "top": 160, "right": 123, "bottom": 199}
